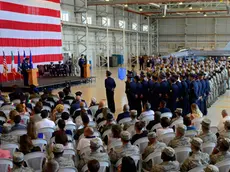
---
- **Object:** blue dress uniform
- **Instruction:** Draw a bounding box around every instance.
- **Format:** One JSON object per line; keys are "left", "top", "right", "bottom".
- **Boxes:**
{"left": 105, "top": 71, "right": 116, "bottom": 113}
{"left": 189, "top": 75, "right": 199, "bottom": 105}
{"left": 159, "top": 80, "right": 170, "bottom": 103}
{"left": 204, "top": 77, "right": 210, "bottom": 115}
{"left": 125, "top": 74, "right": 136, "bottom": 110}
{"left": 147, "top": 76, "right": 154, "bottom": 104}
{"left": 196, "top": 79, "right": 202, "bottom": 112}
{"left": 181, "top": 79, "right": 190, "bottom": 115}
{"left": 176, "top": 80, "right": 183, "bottom": 108}
{"left": 78, "top": 56, "right": 85, "bottom": 78}
{"left": 141, "top": 75, "right": 149, "bottom": 108}
{"left": 151, "top": 76, "right": 160, "bottom": 111}
{"left": 134, "top": 76, "right": 143, "bottom": 116}
{"left": 168, "top": 80, "right": 179, "bottom": 112}
{"left": 200, "top": 78, "right": 206, "bottom": 115}
{"left": 21, "top": 58, "right": 32, "bottom": 86}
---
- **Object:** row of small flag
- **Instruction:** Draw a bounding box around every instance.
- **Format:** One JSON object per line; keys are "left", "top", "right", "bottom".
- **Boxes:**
{"left": 2, "top": 50, "right": 33, "bottom": 78}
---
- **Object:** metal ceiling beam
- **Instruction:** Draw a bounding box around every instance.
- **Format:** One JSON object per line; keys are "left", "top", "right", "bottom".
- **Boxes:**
{"left": 155, "top": 15, "right": 230, "bottom": 18}
{"left": 142, "top": 9, "right": 227, "bottom": 14}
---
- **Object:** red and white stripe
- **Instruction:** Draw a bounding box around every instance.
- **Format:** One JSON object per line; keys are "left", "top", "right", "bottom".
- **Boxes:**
{"left": 0, "top": 0, "right": 62, "bottom": 72}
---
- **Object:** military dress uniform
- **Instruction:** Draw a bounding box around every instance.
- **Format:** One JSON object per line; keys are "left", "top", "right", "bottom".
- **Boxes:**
{"left": 21, "top": 59, "right": 32, "bottom": 86}
{"left": 181, "top": 79, "right": 190, "bottom": 115}
{"left": 105, "top": 72, "right": 116, "bottom": 113}
{"left": 151, "top": 79, "right": 161, "bottom": 111}
{"left": 12, "top": 152, "right": 34, "bottom": 172}
{"left": 168, "top": 82, "right": 179, "bottom": 112}
{"left": 140, "top": 75, "right": 148, "bottom": 108}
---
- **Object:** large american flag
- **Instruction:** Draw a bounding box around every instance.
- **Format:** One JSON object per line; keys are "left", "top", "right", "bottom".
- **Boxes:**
{"left": 0, "top": 0, "right": 62, "bottom": 72}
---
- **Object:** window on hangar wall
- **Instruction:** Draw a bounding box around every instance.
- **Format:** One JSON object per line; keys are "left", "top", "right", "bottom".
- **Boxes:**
{"left": 61, "top": 11, "right": 69, "bottom": 21}
{"left": 119, "top": 20, "right": 125, "bottom": 29}
{"left": 102, "top": 17, "right": 111, "bottom": 27}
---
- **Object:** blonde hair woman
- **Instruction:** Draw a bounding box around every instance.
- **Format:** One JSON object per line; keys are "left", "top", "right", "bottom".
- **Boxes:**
{"left": 51, "top": 104, "right": 64, "bottom": 121}
{"left": 190, "top": 103, "right": 203, "bottom": 120}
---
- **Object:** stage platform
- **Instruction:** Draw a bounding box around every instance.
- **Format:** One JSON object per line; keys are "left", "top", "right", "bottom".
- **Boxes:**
{"left": 0, "top": 76, "right": 96, "bottom": 92}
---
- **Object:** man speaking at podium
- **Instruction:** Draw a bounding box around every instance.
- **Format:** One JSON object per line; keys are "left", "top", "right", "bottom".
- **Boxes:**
{"left": 21, "top": 58, "right": 32, "bottom": 86}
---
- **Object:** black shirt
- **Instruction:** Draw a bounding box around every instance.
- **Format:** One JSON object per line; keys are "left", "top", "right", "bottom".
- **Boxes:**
{"left": 131, "top": 130, "right": 148, "bottom": 144}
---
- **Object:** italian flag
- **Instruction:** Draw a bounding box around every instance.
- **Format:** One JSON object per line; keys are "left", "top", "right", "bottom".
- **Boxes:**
{"left": 11, "top": 51, "right": 16, "bottom": 76}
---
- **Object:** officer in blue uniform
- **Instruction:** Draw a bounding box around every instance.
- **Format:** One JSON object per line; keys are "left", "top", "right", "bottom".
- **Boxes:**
{"left": 21, "top": 58, "right": 32, "bottom": 86}
{"left": 125, "top": 73, "right": 136, "bottom": 110}
{"left": 159, "top": 72, "right": 170, "bottom": 103}
{"left": 168, "top": 77, "right": 179, "bottom": 112}
{"left": 204, "top": 74, "right": 210, "bottom": 115}
{"left": 175, "top": 74, "right": 182, "bottom": 108}
{"left": 140, "top": 73, "right": 148, "bottom": 109}
{"left": 105, "top": 70, "right": 116, "bottom": 113}
{"left": 180, "top": 74, "right": 190, "bottom": 116}
{"left": 70, "top": 91, "right": 87, "bottom": 115}
{"left": 147, "top": 73, "right": 154, "bottom": 104}
{"left": 189, "top": 74, "right": 199, "bottom": 105}
{"left": 151, "top": 75, "right": 160, "bottom": 111}
{"left": 196, "top": 75, "right": 202, "bottom": 112}
{"left": 134, "top": 75, "right": 142, "bottom": 116}
{"left": 78, "top": 54, "right": 85, "bottom": 78}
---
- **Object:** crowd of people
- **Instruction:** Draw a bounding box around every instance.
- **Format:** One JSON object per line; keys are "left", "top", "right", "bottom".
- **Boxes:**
{"left": 0, "top": 56, "right": 229, "bottom": 172}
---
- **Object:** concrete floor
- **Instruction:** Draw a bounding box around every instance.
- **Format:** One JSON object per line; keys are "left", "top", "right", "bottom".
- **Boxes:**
{"left": 52, "top": 67, "right": 230, "bottom": 127}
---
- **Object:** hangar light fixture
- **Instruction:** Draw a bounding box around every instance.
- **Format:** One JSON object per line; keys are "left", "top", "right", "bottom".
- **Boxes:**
{"left": 188, "top": 5, "right": 192, "bottom": 9}
{"left": 179, "top": 2, "right": 183, "bottom": 5}
{"left": 124, "top": 4, "right": 128, "bottom": 7}
{"left": 139, "top": 6, "right": 143, "bottom": 11}
{"left": 203, "top": 12, "right": 207, "bottom": 16}
{"left": 197, "top": 11, "right": 201, "bottom": 13}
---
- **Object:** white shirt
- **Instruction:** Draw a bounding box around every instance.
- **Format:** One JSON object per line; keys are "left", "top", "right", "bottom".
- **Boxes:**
{"left": 77, "top": 137, "right": 103, "bottom": 151}
{"left": 36, "top": 118, "right": 55, "bottom": 130}
{"left": 139, "top": 110, "right": 154, "bottom": 120}
{"left": 217, "top": 115, "right": 230, "bottom": 133}
{"left": 75, "top": 115, "right": 93, "bottom": 127}
{"left": 65, "top": 118, "right": 75, "bottom": 125}
{"left": 156, "top": 127, "right": 174, "bottom": 138}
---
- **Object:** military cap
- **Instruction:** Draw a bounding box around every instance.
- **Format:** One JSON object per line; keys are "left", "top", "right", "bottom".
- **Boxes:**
{"left": 177, "top": 124, "right": 187, "bottom": 134}
{"left": 162, "top": 147, "right": 175, "bottom": 157}
{"left": 224, "top": 120, "right": 230, "bottom": 127}
{"left": 53, "top": 144, "right": 64, "bottom": 153}
{"left": 204, "top": 165, "right": 219, "bottom": 172}
{"left": 174, "top": 108, "right": 183, "bottom": 114}
{"left": 13, "top": 152, "right": 24, "bottom": 163}
{"left": 130, "top": 110, "right": 137, "bottom": 116}
{"left": 121, "top": 131, "right": 131, "bottom": 141}
{"left": 191, "top": 137, "right": 203, "bottom": 148}
{"left": 201, "top": 118, "right": 211, "bottom": 129}
{"left": 75, "top": 91, "right": 82, "bottom": 96}
{"left": 90, "top": 137, "right": 103, "bottom": 149}
{"left": 148, "top": 132, "right": 157, "bottom": 139}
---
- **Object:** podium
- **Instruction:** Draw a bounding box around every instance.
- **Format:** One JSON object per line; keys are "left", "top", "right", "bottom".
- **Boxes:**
{"left": 83, "top": 64, "right": 91, "bottom": 78}
{"left": 27, "top": 69, "right": 38, "bottom": 86}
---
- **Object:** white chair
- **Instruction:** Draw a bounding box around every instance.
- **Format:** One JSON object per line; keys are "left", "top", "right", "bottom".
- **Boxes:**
{"left": 64, "top": 104, "right": 71, "bottom": 111}
{"left": 143, "top": 151, "right": 162, "bottom": 165}
{"left": 133, "top": 137, "right": 149, "bottom": 154}
{"left": 192, "top": 117, "right": 203, "bottom": 131}
{"left": 0, "top": 100, "right": 4, "bottom": 106}
{"left": 151, "top": 123, "right": 162, "bottom": 131}
{"left": 24, "top": 152, "right": 46, "bottom": 172}
{"left": 216, "top": 158, "right": 230, "bottom": 172}
{"left": 159, "top": 132, "right": 175, "bottom": 145}
{"left": 0, "top": 105, "right": 15, "bottom": 111}
{"left": 38, "top": 127, "right": 54, "bottom": 142}
{"left": 185, "top": 130, "right": 198, "bottom": 138}
{"left": 188, "top": 166, "right": 205, "bottom": 172}
{"left": 161, "top": 112, "right": 173, "bottom": 119}
{"left": 88, "top": 121, "right": 96, "bottom": 128}
{"left": 52, "top": 97, "right": 59, "bottom": 103}
{"left": 65, "top": 99, "right": 73, "bottom": 105}
{"left": 0, "top": 143, "right": 19, "bottom": 156}
{"left": 118, "top": 117, "right": 132, "bottom": 125}
{"left": 170, "top": 119, "right": 184, "bottom": 128}
{"left": 127, "top": 124, "right": 135, "bottom": 137}
{"left": 0, "top": 116, "right": 6, "bottom": 123}
{"left": 80, "top": 146, "right": 91, "bottom": 157}
{"left": 21, "top": 115, "right": 30, "bottom": 124}
{"left": 12, "top": 99, "right": 21, "bottom": 105}
{"left": 0, "top": 159, "right": 13, "bottom": 172}
{"left": 1, "top": 110, "right": 10, "bottom": 119}
{"left": 210, "top": 126, "right": 218, "bottom": 134}
{"left": 31, "top": 98, "right": 40, "bottom": 103}
{"left": 116, "top": 155, "right": 140, "bottom": 169}
{"left": 10, "top": 129, "right": 27, "bottom": 136}
{"left": 202, "top": 142, "right": 216, "bottom": 155}
{"left": 97, "top": 120, "right": 106, "bottom": 129}
{"left": 81, "top": 161, "right": 109, "bottom": 172}
{"left": 63, "top": 148, "right": 76, "bottom": 159}
{"left": 46, "top": 101, "right": 55, "bottom": 108}
{"left": 102, "top": 129, "right": 112, "bottom": 140}
{"left": 174, "top": 147, "right": 191, "bottom": 164}
{"left": 66, "top": 124, "right": 77, "bottom": 133}
{"left": 108, "top": 140, "right": 122, "bottom": 150}
{"left": 59, "top": 167, "right": 78, "bottom": 172}
{"left": 32, "top": 139, "right": 47, "bottom": 152}
{"left": 42, "top": 106, "right": 51, "bottom": 112}
{"left": 142, "top": 115, "right": 154, "bottom": 125}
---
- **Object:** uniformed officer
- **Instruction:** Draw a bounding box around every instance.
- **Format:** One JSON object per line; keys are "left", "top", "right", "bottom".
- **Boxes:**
{"left": 140, "top": 73, "right": 148, "bottom": 108}
{"left": 147, "top": 73, "right": 154, "bottom": 104}
{"left": 219, "top": 120, "right": 230, "bottom": 139}
{"left": 12, "top": 152, "right": 34, "bottom": 172}
{"left": 189, "top": 73, "right": 199, "bottom": 105}
{"left": 198, "top": 118, "right": 217, "bottom": 144}
{"left": 151, "top": 75, "right": 160, "bottom": 111}
{"left": 151, "top": 147, "right": 180, "bottom": 172}
{"left": 180, "top": 74, "right": 190, "bottom": 115}
{"left": 105, "top": 70, "right": 116, "bottom": 113}
{"left": 70, "top": 91, "right": 87, "bottom": 115}
{"left": 203, "top": 165, "right": 219, "bottom": 172}
{"left": 168, "top": 124, "right": 191, "bottom": 148}
{"left": 168, "top": 77, "right": 179, "bottom": 112}
{"left": 134, "top": 76, "right": 143, "bottom": 115}
{"left": 175, "top": 74, "right": 183, "bottom": 108}
{"left": 125, "top": 73, "right": 136, "bottom": 110}
{"left": 78, "top": 54, "right": 86, "bottom": 78}
{"left": 204, "top": 73, "right": 210, "bottom": 115}
{"left": 181, "top": 137, "right": 210, "bottom": 172}
{"left": 159, "top": 72, "right": 170, "bottom": 103}
{"left": 21, "top": 58, "right": 31, "bottom": 86}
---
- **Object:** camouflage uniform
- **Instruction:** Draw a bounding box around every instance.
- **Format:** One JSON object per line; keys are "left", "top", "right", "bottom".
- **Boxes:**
{"left": 54, "top": 157, "right": 75, "bottom": 168}
{"left": 168, "top": 136, "right": 191, "bottom": 148}
{"left": 12, "top": 166, "right": 34, "bottom": 172}
{"left": 198, "top": 131, "right": 217, "bottom": 144}
{"left": 219, "top": 130, "right": 230, "bottom": 139}
{"left": 151, "top": 161, "right": 180, "bottom": 172}
{"left": 180, "top": 151, "right": 210, "bottom": 172}
{"left": 210, "top": 151, "right": 230, "bottom": 164}
{"left": 0, "top": 134, "right": 18, "bottom": 144}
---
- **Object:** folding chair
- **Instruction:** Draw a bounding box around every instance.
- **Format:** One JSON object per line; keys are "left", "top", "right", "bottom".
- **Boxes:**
{"left": 81, "top": 161, "right": 109, "bottom": 172}
{"left": 10, "top": 129, "right": 27, "bottom": 136}
{"left": 12, "top": 99, "right": 20, "bottom": 105}
{"left": 24, "top": 152, "right": 46, "bottom": 172}
{"left": 127, "top": 124, "right": 135, "bottom": 137}
{"left": 80, "top": 146, "right": 91, "bottom": 157}
{"left": 192, "top": 117, "right": 203, "bottom": 131}
{"left": 202, "top": 142, "right": 216, "bottom": 155}
{"left": 142, "top": 115, "right": 154, "bottom": 125}
{"left": 161, "top": 112, "right": 173, "bottom": 119}
{"left": 108, "top": 140, "right": 122, "bottom": 150}
{"left": 185, "top": 130, "right": 198, "bottom": 138}
{"left": 64, "top": 104, "right": 71, "bottom": 111}
{"left": 31, "top": 98, "right": 40, "bottom": 103}
{"left": 46, "top": 101, "right": 55, "bottom": 108}
{"left": 0, "top": 159, "right": 13, "bottom": 172}
{"left": 66, "top": 124, "right": 77, "bottom": 133}
{"left": 151, "top": 123, "right": 162, "bottom": 131}
{"left": 59, "top": 167, "right": 78, "bottom": 172}
{"left": 102, "top": 129, "right": 112, "bottom": 140}
{"left": 88, "top": 121, "right": 96, "bottom": 128}
{"left": 118, "top": 117, "right": 132, "bottom": 125}
{"left": 216, "top": 158, "right": 230, "bottom": 172}
{"left": 210, "top": 126, "right": 218, "bottom": 134}
{"left": 63, "top": 148, "right": 76, "bottom": 159}
{"left": 0, "top": 116, "right": 6, "bottom": 123}
{"left": 174, "top": 147, "right": 191, "bottom": 164}
{"left": 65, "top": 99, "right": 73, "bottom": 105}
{"left": 21, "top": 115, "right": 30, "bottom": 125}
{"left": 188, "top": 166, "right": 205, "bottom": 172}
{"left": 42, "top": 106, "right": 51, "bottom": 112}
{"left": 143, "top": 151, "right": 162, "bottom": 166}
{"left": 0, "top": 105, "right": 15, "bottom": 111}
{"left": 0, "top": 100, "right": 4, "bottom": 107}
{"left": 159, "top": 132, "right": 175, "bottom": 145}
{"left": 38, "top": 127, "right": 54, "bottom": 142}
{"left": 97, "top": 120, "right": 106, "bottom": 129}
{"left": 32, "top": 139, "right": 47, "bottom": 152}
{"left": 0, "top": 143, "right": 19, "bottom": 157}
{"left": 133, "top": 137, "right": 149, "bottom": 154}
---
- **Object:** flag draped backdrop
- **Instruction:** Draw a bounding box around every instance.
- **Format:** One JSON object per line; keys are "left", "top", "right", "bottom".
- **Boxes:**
{"left": 0, "top": 0, "right": 63, "bottom": 72}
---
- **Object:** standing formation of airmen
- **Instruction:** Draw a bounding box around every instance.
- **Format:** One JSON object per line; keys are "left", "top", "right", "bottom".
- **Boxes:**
{"left": 126, "top": 57, "right": 229, "bottom": 116}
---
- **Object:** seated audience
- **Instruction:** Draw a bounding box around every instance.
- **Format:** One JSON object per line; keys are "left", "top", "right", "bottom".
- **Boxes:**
{"left": 42, "top": 159, "right": 59, "bottom": 172}
{"left": 131, "top": 121, "right": 148, "bottom": 144}
{"left": 190, "top": 103, "right": 203, "bottom": 120}
{"left": 100, "top": 113, "right": 116, "bottom": 135}
{"left": 74, "top": 114, "right": 90, "bottom": 140}
{"left": 16, "top": 103, "right": 26, "bottom": 116}
{"left": 151, "top": 147, "right": 180, "bottom": 171}
{"left": 156, "top": 117, "right": 174, "bottom": 138}
{"left": 70, "top": 91, "right": 87, "bottom": 114}
{"left": 89, "top": 97, "right": 98, "bottom": 116}
{"left": 63, "top": 87, "right": 75, "bottom": 102}
{"left": 198, "top": 118, "right": 217, "bottom": 144}
{"left": 19, "top": 134, "right": 41, "bottom": 154}
{"left": 138, "top": 103, "right": 154, "bottom": 120}
{"left": 53, "top": 119, "right": 67, "bottom": 138}
{"left": 35, "top": 101, "right": 43, "bottom": 111}
{"left": 210, "top": 138, "right": 230, "bottom": 164}
{"left": 54, "top": 131, "right": 72, "bottom": 149}
{"left": 61, "top": 111, "right": 75, "bottom": 125}
{"left": 87, "top": 159, "right": 100, "bottom": 172}
{"left": 0, "top": 125, "right": 18, "bottom": 144}
{"left": 36, "top": 110, "right": 55, "bottom": 130}
{"left": 53, "top": 144, "right": 75, "bottom": 168}
{"left": 7, "top": 110, "right": 19, "bottom": 125}
{"left": 142, "top": 132, "right": 166, "bottom": 171}
{"left": 217, "top": 109, "right": 230, "bottom": 133}
{"left": 75, "top": 106, "right": 93, "bottom": 126}
{"left": 183, "top": 116, "right": 196, "bottom": 131}
{"left": 219, "top": 120, "right": 230, "bottom": 139}
{"left": 168, "top": 124, "right": 191, "bottom": 148}
{"left": 31, "top": 106, "right": 42, "bottom": 123}
{"left": 96, "top": 107, "right": 110, "bottom": 124}
{"left": 108, "top": 124, "right": 122, "bottom": 148}
{"left": 158, "top": 100, "right": 171, "bottom": 114}
{"left": 0, "top": 149, "right": 11, "bottom": 159}
{"left": 1, "top": 95, "right": 12, "bottom": 107}
{"left": 170, "top": 108, "right": 183, "bottom": 128}
{"left": 40, "top": 94, "right": 51, "bottom": 107}
{"left": 123, "top": 110, "right": 138, "bottom": 130}
{"left": 116, "top": 104, "right": 130, "bottom": 123}
{"left": 56, "top": 91, "right": 65, "bottom": 105}
{"left": 119, "top": 156, "right": 136, "bottom": 172}
{"left": 109, "top": 131, "right": 139, "bottom": 164}
{"left": 203, "top": 165, "right": 219, "bottom": 172}
{"left": 12, "top": 152, "right": 34, "bottom": 172}
{"left": 146, "top": 111, "right": 161, "bottom": 131}
{"left": 27, "top": 121, "right": 37, "bottom": 140}
{"left": 94, "top": 100, "right": 106, "bottom": 120}
{"left": 51, "top": 104, "right": 64, "bottom": 121}
{"left": 181, "top": 137, "right": 210, "bottom": 171}
{"left": 11, "top": 115, "right": 26, "bottom": 131}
